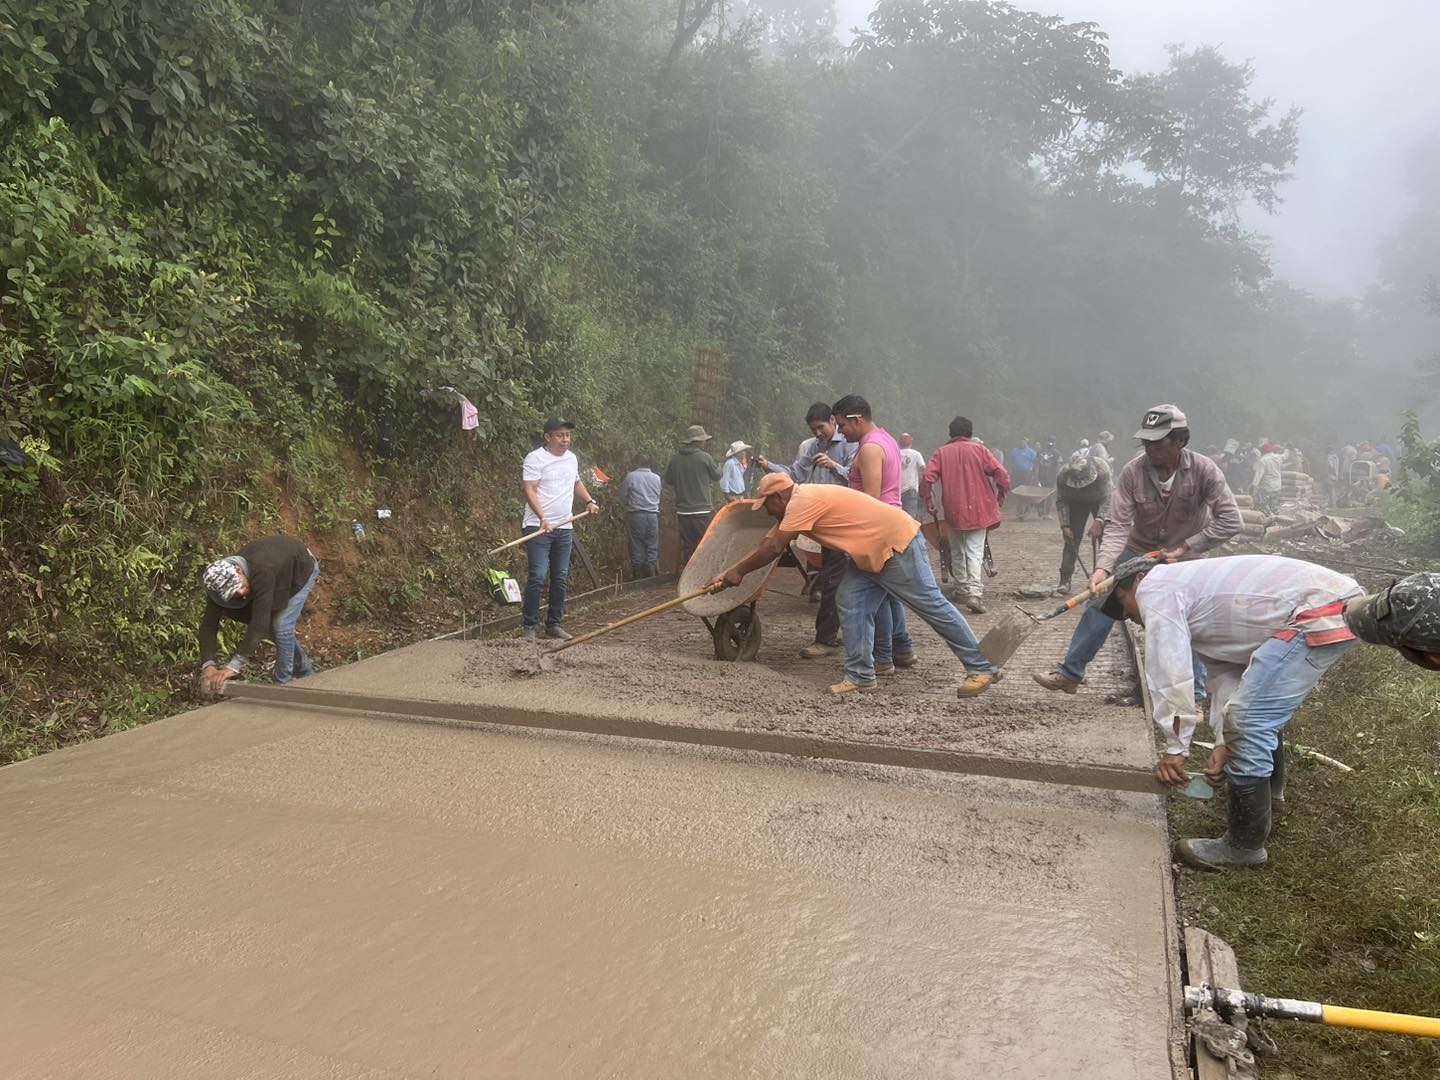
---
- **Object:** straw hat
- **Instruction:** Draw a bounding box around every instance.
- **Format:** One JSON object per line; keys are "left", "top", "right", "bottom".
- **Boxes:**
{"left": 724, "top": 440, "right": 753, "bottom": 460}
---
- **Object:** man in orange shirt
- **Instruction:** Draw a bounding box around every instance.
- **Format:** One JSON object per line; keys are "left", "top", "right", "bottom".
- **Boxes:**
{"left": 706, "top": 473, "right": 1000, "bottom": 698}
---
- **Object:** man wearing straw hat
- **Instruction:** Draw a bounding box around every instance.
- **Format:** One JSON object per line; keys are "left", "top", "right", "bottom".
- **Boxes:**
{"left": 665, "top": 424, "right": 723, "bottom": 569}
{"left": 521, "top": 417, "right": 600, "bottom": 642}
{"left": 706, "top": 473, "right": 1001, "bottom": 698}
{"left": 720, "top": 440, "right": 754, "bottom": 502}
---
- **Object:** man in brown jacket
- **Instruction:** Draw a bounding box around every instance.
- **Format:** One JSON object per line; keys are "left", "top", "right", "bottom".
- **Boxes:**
{"left": 198, "top": 535, "right": 320, "bottom": 694}
{"left": 1033, "top": 404, "right": 1241, "bottom": 694}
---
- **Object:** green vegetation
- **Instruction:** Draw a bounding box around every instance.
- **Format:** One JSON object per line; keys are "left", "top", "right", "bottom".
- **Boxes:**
{"left": 1172, "top": 646, "right": 1440, "bottom": 1078}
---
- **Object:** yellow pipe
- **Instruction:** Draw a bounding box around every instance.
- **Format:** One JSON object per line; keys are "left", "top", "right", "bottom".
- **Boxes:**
{"left": 1322, "top": 1004, "right": 1440, "bottom": 1039}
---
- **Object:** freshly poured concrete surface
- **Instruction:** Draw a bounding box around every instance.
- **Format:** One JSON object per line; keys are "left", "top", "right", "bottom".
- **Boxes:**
{"left": 0, "top": 702, "right": 1177, "bottom": 1078}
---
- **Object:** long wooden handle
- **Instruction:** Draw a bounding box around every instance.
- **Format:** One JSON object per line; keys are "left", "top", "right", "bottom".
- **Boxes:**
{"left": 551, "top": 588, "right": 712, "bottom": 652}
{"left": 485, "top": 513, "right": 587, "bottom": 558}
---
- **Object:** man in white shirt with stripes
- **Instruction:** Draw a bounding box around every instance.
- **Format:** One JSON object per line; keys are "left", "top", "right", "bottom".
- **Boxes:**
{"left": 1102, "top": 554, "right": 1440, "bottom": 870}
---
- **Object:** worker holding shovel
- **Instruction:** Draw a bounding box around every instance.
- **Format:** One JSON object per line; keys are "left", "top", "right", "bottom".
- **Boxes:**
{"left": 1032, "top": 404, "right": 1242, "bottom": 696}
{"left": 705, "top": 473, "right": 1001, "bottom": 698}
{"left": 519, "top": 417, "right": 600, "bottom": 641}
{"left": 1100, "top": 555, "right": 1440, "bottom": 870}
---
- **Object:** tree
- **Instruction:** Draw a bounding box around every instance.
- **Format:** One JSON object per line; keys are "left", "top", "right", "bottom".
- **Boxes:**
{"left": 1130, "top": 44, "right": 1301, "bottom": 219}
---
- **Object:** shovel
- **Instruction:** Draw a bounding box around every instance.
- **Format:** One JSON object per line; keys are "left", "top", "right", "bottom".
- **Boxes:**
{"left": 484, "top": 513, "right": 588, "bottom": 558}
{"left": 977, "top": 549, "right": 1163, "bottom": 668}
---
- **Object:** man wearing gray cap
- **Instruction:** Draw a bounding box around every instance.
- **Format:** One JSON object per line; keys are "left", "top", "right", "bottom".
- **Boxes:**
{"left": 1101, "top": 554, "right": 1440, "bottom": 869}
{"left": 665, "top": 424, "right": 722, "bottom": 568}
{"left": 1034, "top": 403, "right": 1242, "bottom": 694}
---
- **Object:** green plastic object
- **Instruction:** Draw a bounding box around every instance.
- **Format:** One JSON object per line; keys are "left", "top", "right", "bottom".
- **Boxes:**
{"left": 1180, "top": 772, "right": 1215, "bottom": 800}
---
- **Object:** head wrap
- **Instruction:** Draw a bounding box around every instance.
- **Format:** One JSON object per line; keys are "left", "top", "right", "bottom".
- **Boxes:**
{"left": 1344, "top": 573, "right": 1440, "bottom": 651}
{"left": 202, "top": 557, "right": 248, "bottom": 607}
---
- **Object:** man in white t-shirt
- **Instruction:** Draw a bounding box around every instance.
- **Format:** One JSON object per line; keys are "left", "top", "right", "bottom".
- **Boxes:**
{"left": 520, "top": 417, "right": 600, "bottom": 640}
{"left": 898, "top": 433, "right": 926, "bottom": 520}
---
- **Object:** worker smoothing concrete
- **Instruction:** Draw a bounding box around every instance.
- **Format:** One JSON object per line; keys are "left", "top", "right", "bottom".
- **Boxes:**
{"left": 705, "top": 472, "right": 1001, "bottom": 698}
{"left": 197, "top": 535, "right": 319, "bottom": 694}
{"left": 1102, "top": 554, "right": 1440, "bottom": 870}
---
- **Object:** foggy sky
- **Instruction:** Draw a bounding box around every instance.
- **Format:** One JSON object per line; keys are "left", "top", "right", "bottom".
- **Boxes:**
{"left": 835, "top": 0, "right": 1440, "bottom": 300}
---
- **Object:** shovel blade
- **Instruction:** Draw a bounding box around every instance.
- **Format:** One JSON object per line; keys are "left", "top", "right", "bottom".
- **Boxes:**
{"left": 978, "top": 608, "right": 1039, "bottom": 668}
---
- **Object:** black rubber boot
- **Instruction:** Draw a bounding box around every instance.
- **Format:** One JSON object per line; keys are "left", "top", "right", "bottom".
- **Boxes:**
{"left": 1176, "top": 779, "right": 1271, "bottom": 870}
{"left": 1270, "top": 744, "right": 1288, "bottom": 819}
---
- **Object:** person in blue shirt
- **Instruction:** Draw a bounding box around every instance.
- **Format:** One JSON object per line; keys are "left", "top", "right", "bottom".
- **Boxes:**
{"left": 721, "top": 441, "right": 753, "bottom": 502}
{"left": 757, "top": 402, "right": 858, "bottom": 659}
{"left": 618, "top": 454, "right": 663, "bottom": 578}
{"left": 1010, "top": 440, "right": 1037, "bottom": 486}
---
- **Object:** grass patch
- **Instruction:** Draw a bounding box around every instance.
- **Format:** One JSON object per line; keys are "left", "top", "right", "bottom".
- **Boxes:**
{"left": 1172, "top": 647, "right": 1440, "bottom": 1077}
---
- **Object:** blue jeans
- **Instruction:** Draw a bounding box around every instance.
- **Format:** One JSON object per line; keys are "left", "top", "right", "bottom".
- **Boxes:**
{"left": 901, "top": 489, "right": 922, "bottom": 520}
{"left": 523, "top": 526, "right": 573, "bottom": 628}
{"left": 1223, "top": 635, "right": 1356, "bottom": 781}
{"left": 273, "top": 557, "right": 319, "bottom": 684}
{"left": 872, "top": 595, "right": 913, "bottom": 665}
{"left": 1058, "top": 543, "right": 1208, "bottom": 700}
{"left": 626, "top": 511, "right": 659, "bottom": 573}
{"left": 837, "top": 534, "right": 995, "bottom": 685}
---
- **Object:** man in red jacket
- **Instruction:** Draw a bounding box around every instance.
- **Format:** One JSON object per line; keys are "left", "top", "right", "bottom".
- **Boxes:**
{"left": 920, "top": 416, "right": 1011, "bottom": 614}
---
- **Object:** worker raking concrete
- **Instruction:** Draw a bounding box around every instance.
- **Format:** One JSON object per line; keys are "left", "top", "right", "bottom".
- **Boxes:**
{"left": 705, "top": 472, "right": 1001, "bottom": 698}
{"left": 1101, "top": 554, "right": 1440, "bottom": 870}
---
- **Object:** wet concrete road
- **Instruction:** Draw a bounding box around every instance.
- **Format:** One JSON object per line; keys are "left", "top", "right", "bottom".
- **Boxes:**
{"left": 0, "top": 520, "right": 1184, "bottom": 1078}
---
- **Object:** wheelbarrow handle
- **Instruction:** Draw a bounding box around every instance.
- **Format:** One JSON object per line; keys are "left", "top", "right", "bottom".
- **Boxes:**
{"left": 551, "top": 588, "right": 712, "bottom": 652}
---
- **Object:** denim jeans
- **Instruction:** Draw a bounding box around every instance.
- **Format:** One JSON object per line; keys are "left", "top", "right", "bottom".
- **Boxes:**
{"left": 272, "top": 557, "right": 319, "bottom": 684}
{"left": 871, "top": 594, "right": 913, "bottom": 665}
{"left": 901, "top": 489, "right": 922, "bottom": 520}
{"left": 1222, "top": 635, "right": 1356, "bottom": 781}
{"left": 1058, "top": 543, "right": 1208, "bottom": 700}
{"left": 837, "top": 533, "right": 995, "bottom": 684}
{"left": 626, "top": 511, "right": 659, "bottom": 575}
{"left": 522, "top": 526, "right": 573, "bottom": 628}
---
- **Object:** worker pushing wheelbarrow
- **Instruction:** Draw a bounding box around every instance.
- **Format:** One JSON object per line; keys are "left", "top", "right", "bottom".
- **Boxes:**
{"left": 553, "top": 498, "right": 782, "bottom": 661}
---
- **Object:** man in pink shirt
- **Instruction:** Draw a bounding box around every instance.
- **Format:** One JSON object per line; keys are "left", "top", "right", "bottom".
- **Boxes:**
{"left": 833, "top": 393, "right": 914, "bottom": 677}
{"left": 920, "top": 416, "right": 1011, "bottom": 614}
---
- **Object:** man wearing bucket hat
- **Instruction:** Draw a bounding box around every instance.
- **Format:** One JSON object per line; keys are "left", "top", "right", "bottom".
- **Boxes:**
{"left": 1054, "top": 450, "right": 1111, "bottom": 596}
{"left": 197, "top": 535, "right": 320, "bottom": 694}
{"left": 720, "top": 440, "right": 754, "bottom": 503}
{"left": 705, "top": 473, "right": 1001, "bottom": 698}
{"left": 1033, "top": 403, "right": 1242, "bottom": 695}
{"left": 665, "top": 424, "right": 723, "bottom": 568}
{"left": 1101, "top": 555, "right": 1440, "bottom": 870}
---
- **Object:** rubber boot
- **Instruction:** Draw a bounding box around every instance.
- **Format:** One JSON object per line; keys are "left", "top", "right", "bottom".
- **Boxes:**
{"left": 1270, "top": 744, "right": 1288, "bottom": 819}
{"left": 1176, "top": 779, "right": 1271, "bottom": 870}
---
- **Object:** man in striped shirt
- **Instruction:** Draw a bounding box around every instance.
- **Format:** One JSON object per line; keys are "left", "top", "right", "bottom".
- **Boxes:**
{"left": 1102, "top": 555, "right": 1440, "bottom": 870}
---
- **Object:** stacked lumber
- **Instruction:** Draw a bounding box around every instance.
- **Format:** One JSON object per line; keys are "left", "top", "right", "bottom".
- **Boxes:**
{"left": 1234, "top": 493, "right": 1254, "bottom": 508}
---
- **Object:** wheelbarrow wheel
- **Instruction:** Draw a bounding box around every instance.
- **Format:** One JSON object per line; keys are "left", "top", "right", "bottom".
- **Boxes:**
{"left": 712, "top": 605, "right": 762, "bottom": 662}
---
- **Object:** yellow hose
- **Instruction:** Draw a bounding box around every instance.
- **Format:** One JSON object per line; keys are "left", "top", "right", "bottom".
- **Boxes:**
{"left": 1323, "top": 1004, "right": 1440, "bottom": 1039}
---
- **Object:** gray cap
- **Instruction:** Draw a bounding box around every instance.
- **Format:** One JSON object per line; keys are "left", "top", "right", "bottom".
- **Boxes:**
{"left": 1344, "top": 573, "right": 1440, "bottom": 651}
{"left": 1134, "top": 404, "right": 1188, "bottom": 441}
{"left": 1099, "top": 554, "right": 1166, "bottom": 620}
{"left": 683, "top": 424, "right": 711, "bottom": 444}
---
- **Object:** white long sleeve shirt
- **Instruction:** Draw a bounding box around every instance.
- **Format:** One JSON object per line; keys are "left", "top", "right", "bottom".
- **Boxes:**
{"left": 1135, "top": 555, "right": 1362, "bottom": 755}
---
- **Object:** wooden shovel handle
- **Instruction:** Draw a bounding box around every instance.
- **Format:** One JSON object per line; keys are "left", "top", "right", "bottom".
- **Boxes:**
{"left": 485, "top": 513, "right": 587, "bottom": 558}
{"left": 551, "top": 588, "right": 713, "bottom": 652}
